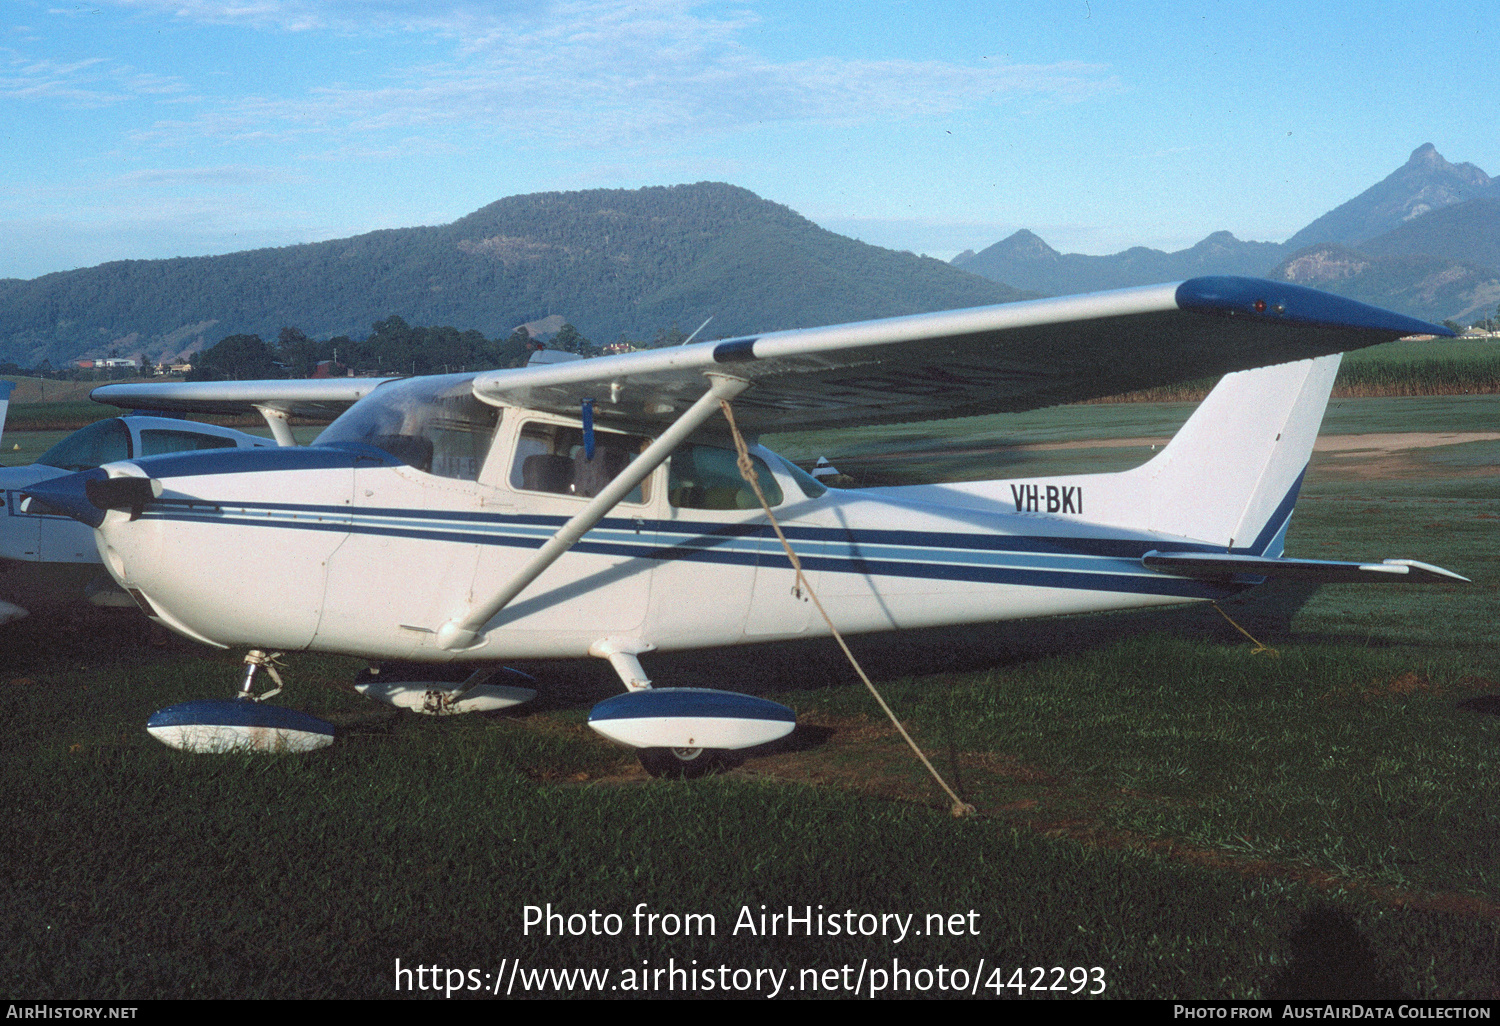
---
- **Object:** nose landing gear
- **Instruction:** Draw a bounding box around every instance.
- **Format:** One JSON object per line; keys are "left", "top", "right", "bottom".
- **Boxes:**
{"left": 144, "top": 648, "right": 335, "bottom": 753}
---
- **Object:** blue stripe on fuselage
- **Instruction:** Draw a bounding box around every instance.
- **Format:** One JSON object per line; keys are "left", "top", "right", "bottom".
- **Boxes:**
{"left": 130, "top": 442, "right": 402, "bottom": 478}
{"left": 134, "top": 496, "right": 1238, "bottom": 600}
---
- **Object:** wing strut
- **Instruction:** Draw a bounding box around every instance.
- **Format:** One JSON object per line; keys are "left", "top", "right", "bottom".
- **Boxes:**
{"left": 435, "top": 372, "right": 751, "bottom": 651}
{"left": 254, "top": 405, "right": 296, "bottom": 447}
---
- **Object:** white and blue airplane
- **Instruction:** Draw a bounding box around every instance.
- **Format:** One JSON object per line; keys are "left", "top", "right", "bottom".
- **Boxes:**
{"left": 21, "top": 277, "right": 1468, "bottom": 771}
{"left": 0, "top": 388, "right": 274, "bottom": 622}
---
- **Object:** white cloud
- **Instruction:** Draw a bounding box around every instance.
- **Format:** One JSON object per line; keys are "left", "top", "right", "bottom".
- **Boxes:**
{"left": 110, "top": 164, "right": 307, "bottom": 186}
{"left": 0, "top": 51, "right": 190, "bottom": 106}
{"left": 101, "top": 1, "right": 1117, "bottom": 149}
{"left": 94, "top": 0, "right": 548, "bottom": 34}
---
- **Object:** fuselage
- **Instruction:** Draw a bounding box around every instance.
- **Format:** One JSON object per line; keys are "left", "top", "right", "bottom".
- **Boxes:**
{"left": 86, "top": 393, "right": 1236, "bottom": 661}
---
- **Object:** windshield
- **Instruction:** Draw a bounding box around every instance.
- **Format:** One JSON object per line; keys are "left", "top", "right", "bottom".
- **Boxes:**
{"left": 38, "top": 418, "right": 131, "bottom": 471}
{"left": 315, "top": 374, "right": 499, "bottom": 480}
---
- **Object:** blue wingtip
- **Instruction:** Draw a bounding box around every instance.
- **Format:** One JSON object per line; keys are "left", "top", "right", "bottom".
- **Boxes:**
{"left": 1176, "top": 276, "right": 1454, "bottom": 339}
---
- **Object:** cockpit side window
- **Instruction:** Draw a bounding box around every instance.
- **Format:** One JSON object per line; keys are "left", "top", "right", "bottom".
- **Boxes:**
{"left": 37, "top": 418, "right": 132, "bottom": 471}
{"left": 510, "top": 422, "right": 650, "bottom": 504}
{"left": 667, "top": 443, "right": 783, "bottom": 509}
{"left": 315, "top": 375, "right": 500, "bottom": 481}
{"left": 138, "top": 429, "right": 239, "bottom": 457}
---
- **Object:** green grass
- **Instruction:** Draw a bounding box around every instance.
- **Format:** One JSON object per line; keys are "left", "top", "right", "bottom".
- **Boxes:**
{"left": 817, "top": 636, "right": 1500, "bottom": 895}
{"left": 768, "top": 396, "right": 1500, "bottom": 485}
{"left": 2, "top": 400, "right": 136, "bottom": 432}
{"left": 1338, "top": 336, "right": 1500, "bottom": 395}
{"left": 0, "top": 425, "right": 325, "bottom": 467}
{"left": 4, "top": 604, "right": 1499, "bottom": 998}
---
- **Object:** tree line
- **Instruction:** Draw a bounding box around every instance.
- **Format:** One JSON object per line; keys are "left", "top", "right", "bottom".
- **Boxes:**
{"left": 187, "top": 318, "right": 701, "bottom": 381}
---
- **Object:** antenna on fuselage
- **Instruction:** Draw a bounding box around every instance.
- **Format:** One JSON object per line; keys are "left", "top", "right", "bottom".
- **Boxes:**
{"left": 680, "top": 316, "right": 714, "bottom": 345}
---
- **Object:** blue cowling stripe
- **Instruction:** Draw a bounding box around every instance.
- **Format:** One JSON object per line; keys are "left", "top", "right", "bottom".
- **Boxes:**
{"left": 131, "top": 442, "right": 402, "bottom": 479}
{"left": 124, "top": 459, "right": 1315, "bottom": 604}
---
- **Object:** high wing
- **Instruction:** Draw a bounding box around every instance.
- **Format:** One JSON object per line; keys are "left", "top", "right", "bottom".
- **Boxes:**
{"left": 471, "top": 277, "right": 1447, "bottom": 432}
{"left": 84, "top": 276, "right": 1447, "bottom": 434}
{"left": 90, "top": 377, "right": 396, "bottom": 421}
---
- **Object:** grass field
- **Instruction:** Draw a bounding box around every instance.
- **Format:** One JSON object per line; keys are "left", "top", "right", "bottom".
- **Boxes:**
{"left": 2, "top": 395, "right": 1498, "bottom": 1000}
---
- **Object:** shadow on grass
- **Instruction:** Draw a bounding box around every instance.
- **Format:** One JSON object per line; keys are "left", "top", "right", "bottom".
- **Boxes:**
{"left": 1, "top": 579, "right": 1397, "bottom": 720}
{"left": 1265, "top": 906, "right": 1405, "bottom": 1000}
{"left": 1456, "top": 694, "right": 1500, "bottom": 716}
{"left": 600, "top": 579, "right": 1333, "bottom": 700}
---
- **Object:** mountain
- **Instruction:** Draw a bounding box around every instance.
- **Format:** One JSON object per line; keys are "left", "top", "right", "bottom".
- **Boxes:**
{"left": 1266, "top": 191, "right": 1500, "bottom": 324}
{"left": 1267, "top": 244, "right": 1500, "bottom": 325}
{"left": 952, "top": 144, "right": 1500, "bottom": 324}
{"left": 0, "top": 183, "right": 1032, "bottom": 369}
{"left": 953, "top": 229, "right": 1284, "bottom": 296}
{"left": 1357, "top": 196, "right": 1500, "bottom": 269}
{"left": 1283, "top": 144, "right": 1496, "bottom": 251}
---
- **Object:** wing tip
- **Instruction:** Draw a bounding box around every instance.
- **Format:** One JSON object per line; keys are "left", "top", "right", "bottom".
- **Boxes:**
{"left": 1175, "top": 276, "right": 1453, "bottom": 339}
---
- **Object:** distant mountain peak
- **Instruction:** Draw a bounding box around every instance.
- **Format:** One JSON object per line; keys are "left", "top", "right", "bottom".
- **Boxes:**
{"left": 1189, "top": 230, "right": 1245, "bottom": 254}
{"left": 993, "top": 229, "right": 1061, "bottom": 261}
{"left": 1284, "top": 144, "right": 1494, "bottom": 251}
{"left": 0, "top": 182, "right": 1033, "bottom": 368}
{"left": 1407, "top": 142, "right": 1443, "bottom": 167}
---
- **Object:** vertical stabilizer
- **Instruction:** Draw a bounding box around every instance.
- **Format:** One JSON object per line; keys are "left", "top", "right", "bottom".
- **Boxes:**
{"left": 1137, "top": 354, "right": 1339, "bottom": 553}
{"left": 0, "top": 379, "right": 12, "bottom": 446}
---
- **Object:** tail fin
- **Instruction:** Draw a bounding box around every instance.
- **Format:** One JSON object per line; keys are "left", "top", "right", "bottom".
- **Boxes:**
{"left": 1130, "top": 354, "right": 1339, "bottom": 554}
{"left": 0, "top": 379, "right": 12, "bottom": 448}
{"left": 918, "top": 355, "right": 1341, "bottom": 553}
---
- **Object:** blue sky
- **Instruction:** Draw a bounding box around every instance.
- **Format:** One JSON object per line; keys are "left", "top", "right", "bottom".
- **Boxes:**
{"left": 3, "top": 0, "right": 1496, "bottom": 280}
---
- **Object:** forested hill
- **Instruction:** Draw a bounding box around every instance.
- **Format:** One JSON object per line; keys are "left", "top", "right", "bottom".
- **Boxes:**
{"left": 0, "top": 183, "right": 1031, "bottom": 368}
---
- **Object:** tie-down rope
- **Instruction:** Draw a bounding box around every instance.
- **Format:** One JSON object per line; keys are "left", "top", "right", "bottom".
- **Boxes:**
{"left": 719, "top": 400, "right": 975, "bottom": 818}
{"left": 1210, "top": 602, "right": 1279, "bottom": 657}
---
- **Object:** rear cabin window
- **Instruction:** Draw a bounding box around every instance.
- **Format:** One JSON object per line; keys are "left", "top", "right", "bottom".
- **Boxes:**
{"left": 667, "top": 443, "right": 782, "bottom": 509}
{"left": 510, "top": 423, "right": 650, "bottom": 504}
{"left": 138, "top": 429, "right": 239, "bottom": 457}
{"left": 315, "top": 374, "right": 500, "bottom": 481}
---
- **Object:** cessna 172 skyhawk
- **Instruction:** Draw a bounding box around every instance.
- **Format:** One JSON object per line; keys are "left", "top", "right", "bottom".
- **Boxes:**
{"left": 21, "top": 277, "right": 1467, "bottom": 772}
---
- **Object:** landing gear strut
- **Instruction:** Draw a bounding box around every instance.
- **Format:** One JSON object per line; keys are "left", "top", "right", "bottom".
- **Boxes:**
{"left": 237, "top": 649, "right": 285, "bottom": 701}
{"left": 145, "top": 648, "right": 334, "bottom": 753}
{"left": 637, "top": 746, "right": 724, "bottom": 779}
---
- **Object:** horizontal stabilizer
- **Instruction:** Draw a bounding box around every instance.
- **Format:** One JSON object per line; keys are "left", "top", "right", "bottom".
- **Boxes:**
{"left": 1142, "top": 551, "right": 1470, "bottom": 585}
